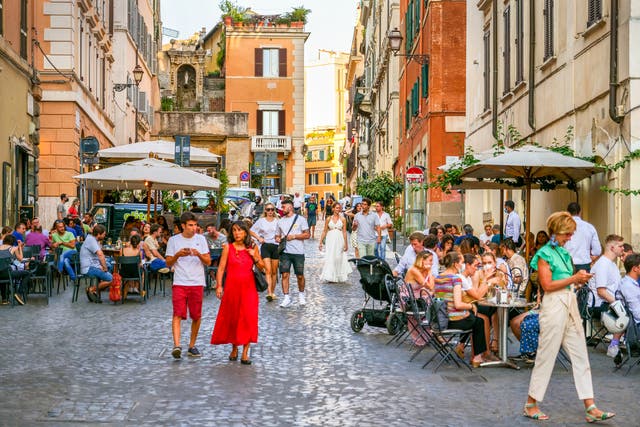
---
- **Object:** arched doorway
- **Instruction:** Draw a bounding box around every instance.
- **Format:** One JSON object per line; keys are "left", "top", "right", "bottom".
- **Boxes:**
{"left": 176, "top": 65, "right": 198, "bottom": 110}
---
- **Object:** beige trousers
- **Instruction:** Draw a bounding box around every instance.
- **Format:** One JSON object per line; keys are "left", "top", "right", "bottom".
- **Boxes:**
{"left": 528, "top": 288, "right": 594, "bottom": 402}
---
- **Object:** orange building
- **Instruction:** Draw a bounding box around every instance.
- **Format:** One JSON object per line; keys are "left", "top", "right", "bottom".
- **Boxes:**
{"left": 396, "top": 0, "right": 466, "bottom": 229}
{"left": 224, "top": 19, "right": 308, "bottom": 196}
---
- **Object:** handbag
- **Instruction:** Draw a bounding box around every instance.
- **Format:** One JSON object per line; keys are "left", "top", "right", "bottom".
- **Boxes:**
{"left": 253, "top": 263, "right": 268, "bottom": 292}
{"left": 278, "top": 214, "right": 299, "bottom": 255}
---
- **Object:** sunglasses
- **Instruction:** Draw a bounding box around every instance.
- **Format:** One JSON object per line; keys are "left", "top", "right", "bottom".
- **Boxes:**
{"left": 265, "top": 208, "right": 275, "bottom": 211}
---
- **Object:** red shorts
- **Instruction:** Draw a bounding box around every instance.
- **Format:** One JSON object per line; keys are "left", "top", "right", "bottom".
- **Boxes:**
{"left": 172, "top": 285, "right": 204, "bottom": 321}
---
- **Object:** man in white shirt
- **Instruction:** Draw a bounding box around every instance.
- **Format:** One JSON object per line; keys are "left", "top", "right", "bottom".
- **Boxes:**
{"left": 393, "top": 232, "right": 425, "bottom": 277}
{"left": 504, "top": 200, "right": 521, "bottom": 245}
{"left": 564, "top": 202, "right": 602, "bottom": 272}
{"left": 276, "top": 199, "right": 310, "bottom": 308}
{"left": 588, "top": 234, "right": 625, "bottom": 358}
{"left": 292, "top": 192, "right": 305, "bottom": 215}
{"left": 479, "top": 223, "right": 493, "bottom": 246}
{"left": 374, "top": 201, "right": 393, "bottom": 260}
{"left": 166, "top": 212, "right": 211, "bottom": 359}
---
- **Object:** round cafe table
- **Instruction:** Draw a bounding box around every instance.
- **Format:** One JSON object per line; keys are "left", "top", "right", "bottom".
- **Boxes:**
{"left": 478, "top": 297, "right": 536, "bottom": 370}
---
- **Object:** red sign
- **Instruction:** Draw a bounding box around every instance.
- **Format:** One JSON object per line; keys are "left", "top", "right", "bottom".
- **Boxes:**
{"left": 405, "top": 166, "right": 424, "bottom": 183}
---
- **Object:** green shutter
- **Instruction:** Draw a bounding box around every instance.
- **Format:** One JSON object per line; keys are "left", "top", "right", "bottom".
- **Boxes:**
{"left": 405, "top": 100, "right": 410, "bottom": 129}
{"left": 421, "top": 63, "right": 429, "bottom": 98}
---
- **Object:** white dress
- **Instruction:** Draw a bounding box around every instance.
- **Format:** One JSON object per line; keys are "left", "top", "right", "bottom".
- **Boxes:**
{"left": 320, "top": 217, "right": 353, "bottom": 282}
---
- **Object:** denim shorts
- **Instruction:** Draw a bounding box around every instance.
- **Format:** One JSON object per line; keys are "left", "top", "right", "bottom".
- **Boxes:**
{"left": 279, "top": 252, "right": 305, "bottom": 276}
{"left": 86, "top": 266, "right": 113, "bottom": 282}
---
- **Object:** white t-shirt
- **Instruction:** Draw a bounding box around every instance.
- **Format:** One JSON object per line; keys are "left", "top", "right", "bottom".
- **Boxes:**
{"left": 251, "top": 217, "right": 279, "bottom": 244}
{"left": 293, "top": 196, "right": 304, "bottom": 209}
{"left": 377, "top": 211, "right": 393, "bottom": 237}
{"left": 166, "top": 233, "right": 208, "bottom": 286}
{"left": 276, "top": 214, "right": 309, "bottom": 255}
{"left": 588, "top": 256, "right": 622, "bottom": 307}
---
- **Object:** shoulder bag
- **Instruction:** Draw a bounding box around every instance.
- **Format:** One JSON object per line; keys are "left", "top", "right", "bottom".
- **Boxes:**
{"left": 278, "top": 214, "right": 299, "bottom": 255}
{"left": 253, "top": 259, "right": 268, "bottom": 293}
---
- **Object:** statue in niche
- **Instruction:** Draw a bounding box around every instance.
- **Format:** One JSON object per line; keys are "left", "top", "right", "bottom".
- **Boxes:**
{"left": 176, "top": 64, "right": 198, "bottom": 110}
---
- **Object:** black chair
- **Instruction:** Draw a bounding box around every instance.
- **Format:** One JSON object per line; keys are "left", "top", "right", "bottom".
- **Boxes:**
{"left": 69, "top": 252, "right": 91, "bottom": 303}
{"left": 23, "top": 245, "right": 42, "bottom": 261}
{"left": 145, "top": 263, "right": 171, "bottom": 297}
{"left": 26, "top": 257, "right": 51, "bottom": 304}
{"left": 0, "top": 257, "right": 16, "bottom": 307}
{"left": 205, "top": 247, "right": 223, "bottom": 294}
{"left": 576, "top": 286, "right": 608, "bottom": 347}
{"left": 118, "top": 255, "right": 145, "bottom": 303}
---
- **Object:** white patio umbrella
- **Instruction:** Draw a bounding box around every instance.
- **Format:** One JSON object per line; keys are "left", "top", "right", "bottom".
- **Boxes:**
{"left": 74, "top": 157, "right": 220, "bottom": 219}
{"left": 457, "top": 144, "right": 600, "bottom": 258}
{"left": 98, "top": 140, "right": 220, "bottom": 165}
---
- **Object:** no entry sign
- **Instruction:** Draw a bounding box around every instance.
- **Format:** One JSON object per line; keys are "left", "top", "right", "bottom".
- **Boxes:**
{"left": 405, "top": 166, "right": 425, "bottom": 184}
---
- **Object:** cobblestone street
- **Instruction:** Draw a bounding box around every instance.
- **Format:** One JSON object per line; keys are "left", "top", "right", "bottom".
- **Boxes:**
{"left": 0, "top": 224, "right": 638, "bottom": 426}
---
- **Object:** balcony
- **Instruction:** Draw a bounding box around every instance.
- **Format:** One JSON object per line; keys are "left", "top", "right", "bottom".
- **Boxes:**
{"left": 251, "top": 135, "right": 291, "bottom": 153}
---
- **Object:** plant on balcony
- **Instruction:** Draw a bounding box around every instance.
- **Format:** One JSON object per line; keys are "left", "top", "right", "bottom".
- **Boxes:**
{"left": 219, "top": 0, "right": 248, "bottom": 23}
{"left": 287, "top": 6, "right": 311, "bottom": 24}
{"left": 207, "top": 70, "right": 221, "bottom": 78}
{"left": 160, "top": 97, "right": 174, "bottom": 111}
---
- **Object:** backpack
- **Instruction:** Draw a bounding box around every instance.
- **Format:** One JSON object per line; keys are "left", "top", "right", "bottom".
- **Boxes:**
{"left": 109, "top": 272, "right": 122, "bottom": 303}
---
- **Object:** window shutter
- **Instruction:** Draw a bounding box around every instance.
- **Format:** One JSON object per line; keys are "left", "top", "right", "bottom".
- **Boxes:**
{"left": 543, "top": 0, "right": 554, "bottom": 61}
{"left": 421, "top": 63, "right": 429, "bottom": 98}
{"left": 278, "top": 110, "right": 285, "bottom": 135}
{"left": 256, "top": 110, "right": 263, "bottom": 135}
{"left": 279, "top": 48, "right": 287, "bottom": 77}
{"left": 405, "top": 100, "right": 410, "bottom": 129}
{"left": 255, "top": 48, "right": 263, "bottom": 77}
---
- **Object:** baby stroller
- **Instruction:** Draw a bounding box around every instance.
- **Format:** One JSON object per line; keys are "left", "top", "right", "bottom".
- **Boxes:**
{"left": 349, "top": 256, "right": 405, "bottom": 335}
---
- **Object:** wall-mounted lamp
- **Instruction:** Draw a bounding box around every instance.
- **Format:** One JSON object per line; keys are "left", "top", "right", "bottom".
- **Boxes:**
{"left": 388, "top": 28, "right": 430, "bottom": 65}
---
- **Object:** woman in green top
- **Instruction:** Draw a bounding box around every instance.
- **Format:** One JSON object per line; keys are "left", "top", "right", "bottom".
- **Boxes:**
{"left": 523, "top": 212, "right": 614, "bottom": 423}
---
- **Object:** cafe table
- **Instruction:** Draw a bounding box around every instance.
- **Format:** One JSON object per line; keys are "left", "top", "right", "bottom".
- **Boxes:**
{"left": 478, "top": 297, "right": 536, "bottom": 370}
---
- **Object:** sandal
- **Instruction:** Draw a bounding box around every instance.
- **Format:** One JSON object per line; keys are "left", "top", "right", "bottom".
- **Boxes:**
{"left": 585, "top": 404, "right": 615, "bottom": 423}
{"left": 523, "top": 402, "right": 549, "bottom": 421}
{"left": 454, "top": 344, "right": 465, "bottom": 359}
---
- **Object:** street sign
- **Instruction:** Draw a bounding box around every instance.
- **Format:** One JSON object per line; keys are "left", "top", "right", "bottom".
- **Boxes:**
{"left": 174, "top": 135, "right": 191, "bottom": 167}
{"left": 406, "top": 166, "right": 425, "bottom": 184}
{"left": 239, "top": 170, "right": 250, "bottom": 182}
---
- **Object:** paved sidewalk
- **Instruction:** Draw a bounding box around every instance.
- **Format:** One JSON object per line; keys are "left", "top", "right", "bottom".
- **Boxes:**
{"left": 0, "top": 223, "right": 637, "bottom": 426}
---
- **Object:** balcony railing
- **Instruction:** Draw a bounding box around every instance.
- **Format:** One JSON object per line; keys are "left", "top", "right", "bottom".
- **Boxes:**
{"left": 251, "top": 135, "right": 291, "bottom": 152}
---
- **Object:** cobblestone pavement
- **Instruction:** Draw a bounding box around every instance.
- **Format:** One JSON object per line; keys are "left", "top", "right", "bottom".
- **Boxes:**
{"left": 0, "top": 221, "right": 638, "bottom": 426}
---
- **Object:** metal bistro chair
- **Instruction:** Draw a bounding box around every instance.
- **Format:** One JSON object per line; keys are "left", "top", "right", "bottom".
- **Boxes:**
{"left": 118, "top": 255, "right": 145, "bottom": 303}
{"left": 26, "top": 255, "right": 51, "bottom": 304}
{"left": 0, "top": 257, "right": 16, "bottom": 307}
{"left": 576, "top": 286, "right": 608, "bottom": 348}
{"left": 69, "top": 252, "right": 93, "bottom": 303}
{"left": 205, "top": 247, "right": 223, "bottom": 295}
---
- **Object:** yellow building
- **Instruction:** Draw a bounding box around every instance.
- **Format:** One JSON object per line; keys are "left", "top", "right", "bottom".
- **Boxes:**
{"left": 0, "top": 0, "right": 40, "bottom": 226}
{"left": 304, "top": 50, "right": 349, "bottom": 200}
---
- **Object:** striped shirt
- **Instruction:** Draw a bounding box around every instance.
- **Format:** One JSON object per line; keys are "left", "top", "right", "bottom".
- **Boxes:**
{"left": 434, "top": 274, "right": 467, "bottom": 321}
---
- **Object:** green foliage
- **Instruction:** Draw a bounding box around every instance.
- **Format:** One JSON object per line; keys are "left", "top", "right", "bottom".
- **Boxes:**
{"left": 216, "top": 32, "right": 226, "bottom": 70}
{"left": 160, "top": 97, "right": 174, "bottom": 111}
{"left": 217, "top": 169, "right": 230, "bottom": 213}
{"left": 219, "top": 0, "right": 247, "bottom": 22}
{"left": 250, "top": 173, "right": 262, "bottom": 189}
{"left": 207, "top": 70, "right": 221, "bottom": 78}
{"left": 288, "top": 6, "right": 311, "bottom": 23}
{"left": 355, "top": 172, "right": 403, "bottom": 208}
{"left": 161, "top": 191, "right": 185, "bottom": 214}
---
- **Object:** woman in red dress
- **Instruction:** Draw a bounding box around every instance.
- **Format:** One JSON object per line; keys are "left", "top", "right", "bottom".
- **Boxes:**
{"left": 211, "top": 221, "right": 263, "bottom": 364}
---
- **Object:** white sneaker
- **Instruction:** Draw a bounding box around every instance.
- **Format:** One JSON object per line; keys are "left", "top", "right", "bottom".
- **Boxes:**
{"left": 298, "top": 292, "right": 306, "bottom": 306}
{"left": 280, "top": 294, "right": 292, "bottom": 308}
{"left": 607, "top": 343, "right": 619, "bottom": 358}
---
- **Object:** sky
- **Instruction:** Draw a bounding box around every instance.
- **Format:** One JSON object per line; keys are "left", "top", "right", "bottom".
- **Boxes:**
{"left": 161, "top": 0, "right": 360, "bottom": 59}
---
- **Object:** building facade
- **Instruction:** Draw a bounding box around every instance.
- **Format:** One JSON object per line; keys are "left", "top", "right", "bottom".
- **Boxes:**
{"left": 305, "top": 50, "right": 349, "bottom": 201}
{"left": 36, "top": 0, "right": 118, "bottom": 227}
{"left": 465, "top": 0, "right": 640, "bottom": 246}
{"left": 0, "top": 0, "right": 41, "bottom": 226}
{"left": 396, "top": 0, "right": 466, "bottom": 231}
{"left": 224, "top": 17, "right": 308, "bottom": 195}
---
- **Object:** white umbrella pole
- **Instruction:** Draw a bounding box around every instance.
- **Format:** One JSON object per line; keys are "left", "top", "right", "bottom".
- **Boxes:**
{"left": 525, "top": 182, "right": 531, "bottom": 262}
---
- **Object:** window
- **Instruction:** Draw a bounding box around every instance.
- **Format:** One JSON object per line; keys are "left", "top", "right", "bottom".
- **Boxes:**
{"left": 0, "top": 0, "right": 4, "bottom": 36}
{"left": 256, "top": 110, "right": 285, "bottom": 136}
{"left": 421, "top": 63, "right": 429, "bottom": 98}
{"left": 543, "top": 0, "right": 554, "bottom": 61}
{"left": 20, "top": 0, "right": 27, "bottom": 59}
{"left": 515, "top": 0, "right": 524, "bottom": 83}
{"left": 483, "top": 29, "right": 490, "bottom": 110}
{"left": 503, "top": 6, "right": 511, "bottom": 93}
{"left": 324, "top": 172, "right": 331, "bottom": 184}
{"left": 335, "top": 172, "right": 343, "bottom": 183}
{"left": 319, "top": 150, "right": 325, "bottom": 161}
{"left": 308, "top": 173, "right": 319, "bottom": 186}
{"left": 255, "top": 48, "right": 287, "bottom": 77}
{"left": 587, "top": 0, "right": 602, "bottom": 27}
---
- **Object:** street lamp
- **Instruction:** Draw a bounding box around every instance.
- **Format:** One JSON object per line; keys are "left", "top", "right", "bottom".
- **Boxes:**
{"left": 113, "top": 64, "right": 144, "bottom": 143}
{"left": 387, "top": 28, "right": 430, "bottom": 65}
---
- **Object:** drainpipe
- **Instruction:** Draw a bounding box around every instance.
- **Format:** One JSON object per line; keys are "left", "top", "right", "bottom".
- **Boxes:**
{"left": 609, "top": 0, "right": 623, "bottom": 123}
{"left": 492, "top": 1, "right": 499, "bottom": 138}
{"left": 528, "top": 0, "right": 535, "bottom": 130}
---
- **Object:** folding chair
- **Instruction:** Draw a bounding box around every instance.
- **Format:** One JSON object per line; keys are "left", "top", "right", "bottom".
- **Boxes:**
{"left": 405, "top": 291, "right": 472, "bottom": 372}
{"left": 608, "top": 293, "right": 640, "bottom": 375}
{"left": 0, "top": 257, "right": 16, "bottom": 307}
{"left": 69, "top": 252, "right": 91, "bottom": 303}
{"left": 118, "top": 255, "right": 145, "bottom": 303}
{"left": 576, "top": 286, "right": 608, "bottom": 348}
{"left": 26, "top": 257, "right": 51, "bottom": 304}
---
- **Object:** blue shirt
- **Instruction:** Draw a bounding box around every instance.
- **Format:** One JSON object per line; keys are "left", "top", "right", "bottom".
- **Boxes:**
{"left": 65, "top": 226, "right": 78, "bottom": 238}
{"left": 11, "top": 231, "right": 24, "bottom": 246}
